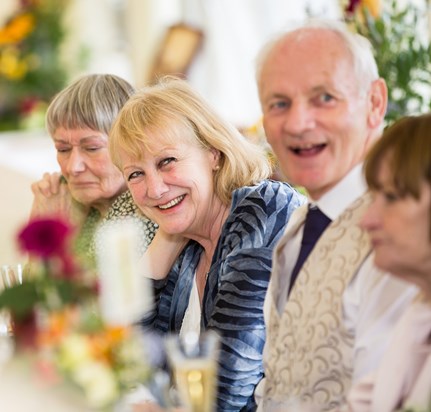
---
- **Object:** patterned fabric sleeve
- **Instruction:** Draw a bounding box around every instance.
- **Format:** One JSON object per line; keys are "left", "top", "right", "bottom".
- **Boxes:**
{"left": 204, "top": 180, "right": 305, "bottom": 411}
{"left": 141, "top": 180, "right": 306, "bottom": 411}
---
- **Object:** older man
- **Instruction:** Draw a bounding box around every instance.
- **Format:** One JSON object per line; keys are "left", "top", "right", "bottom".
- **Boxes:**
{"left": 254, "top": 19, "right": 418, "bottom": 411}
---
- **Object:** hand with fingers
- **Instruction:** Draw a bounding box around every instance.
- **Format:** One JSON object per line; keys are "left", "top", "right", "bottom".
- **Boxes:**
{"left": 30, "top": 172, "right": 88, "bottom": 228}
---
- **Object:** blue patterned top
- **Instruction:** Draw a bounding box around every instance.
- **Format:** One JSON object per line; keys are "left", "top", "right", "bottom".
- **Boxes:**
{"left": 142, "top": 180, "right": 305, "bottom": 411}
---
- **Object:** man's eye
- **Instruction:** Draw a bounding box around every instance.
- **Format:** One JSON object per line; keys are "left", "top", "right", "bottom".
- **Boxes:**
{"left": 268, "top": 100, "right": 288, "bottom": 110}
{"left": 127, "top": 171, "right": 143, "bottom": 181}
{"left": 319, "top": 93, "right": 334, "bottom": 103}
{"left": 56, "top": 147, "right": 70, "bottom": 153}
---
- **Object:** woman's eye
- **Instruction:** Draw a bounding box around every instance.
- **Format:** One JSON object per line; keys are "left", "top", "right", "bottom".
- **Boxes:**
{"left": 160, "top": 157, "right": 176, "bottom": 167}
{"left": 127, "top": 171, "right": 143, "bottom": 181}
{"left": 85, "top": 146, "right": 102, "bottom": 152}
{"left": 383, "top": 191, "right": 399, "bottom": 203}
{"left": 56, "top": 147, "right": 70, "bottom": 153}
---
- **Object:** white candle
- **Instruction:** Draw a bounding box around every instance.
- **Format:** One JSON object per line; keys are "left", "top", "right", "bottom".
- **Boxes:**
{"left": 95, "top": 218, "right": 153, "bottom": 326}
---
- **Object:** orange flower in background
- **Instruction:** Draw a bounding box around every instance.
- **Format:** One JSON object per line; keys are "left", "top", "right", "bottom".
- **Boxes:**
{"left": 89, "top": 326, "right": 130, "bottom": 364}
{"left": 38, "top": 308, "right": 79, "bottom": 347}
{"left": 0, "top": 12, "right": 35, "bottom": 45}
{"left": 361, "top": 0, "right": 382, "bottom": 17}
{"left": 345, "top": 0, "right": 382, "bottom": 19}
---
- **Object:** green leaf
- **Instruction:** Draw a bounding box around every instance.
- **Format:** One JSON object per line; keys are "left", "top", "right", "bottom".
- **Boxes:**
{"left": 0, "top": 281, "right": 40, "bottom": 320}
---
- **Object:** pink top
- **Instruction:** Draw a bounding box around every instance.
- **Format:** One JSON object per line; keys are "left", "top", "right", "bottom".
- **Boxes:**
{"left": 347, "top": 299, "right": 431, "bottom": 412}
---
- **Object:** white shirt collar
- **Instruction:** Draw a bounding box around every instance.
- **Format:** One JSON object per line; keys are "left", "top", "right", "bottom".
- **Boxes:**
{"left": 311, "top": 164, "right": 367, "bottom": 221}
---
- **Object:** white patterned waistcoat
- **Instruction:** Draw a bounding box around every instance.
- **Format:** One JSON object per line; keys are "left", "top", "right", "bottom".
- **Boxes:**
{"left": 263, "top": 194, "right": 372, "bottom": 411}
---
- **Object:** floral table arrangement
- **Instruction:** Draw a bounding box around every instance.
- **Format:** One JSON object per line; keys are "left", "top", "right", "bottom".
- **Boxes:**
{"left": 0, "top": 217, "right": 152, "bottom": 410}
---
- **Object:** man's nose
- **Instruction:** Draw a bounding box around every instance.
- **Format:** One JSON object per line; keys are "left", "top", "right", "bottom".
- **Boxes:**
{"left": 282, "top": 102, "right": 315, "bottom": 136}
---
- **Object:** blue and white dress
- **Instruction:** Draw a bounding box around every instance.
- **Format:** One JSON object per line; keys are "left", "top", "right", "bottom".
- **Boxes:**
{"left": 141, "top": 180, "right": 306, "bottom": 411}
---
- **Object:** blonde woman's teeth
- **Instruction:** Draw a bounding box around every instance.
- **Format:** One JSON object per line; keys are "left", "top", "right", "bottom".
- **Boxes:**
{"left": 158, "top": 195, "right": 185, "bottom": 210}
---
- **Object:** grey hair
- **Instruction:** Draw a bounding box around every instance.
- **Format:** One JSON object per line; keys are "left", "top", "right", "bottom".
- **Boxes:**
{"left": 45, "top": 73, "right": 135, "bottom": 136}
{"left": 255, "top": 18, "right": 379, "bottom": 97}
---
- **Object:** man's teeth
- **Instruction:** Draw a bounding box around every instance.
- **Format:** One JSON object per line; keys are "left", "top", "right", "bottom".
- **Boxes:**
{"left": 295, "top": 143, "right": 322, "bottom": 150}
{"left": 158, "top": 195, "right": 185, "bottom": 210}
{"left": 302, "top": 143, "right": 316, "bottom": 149}
{"left": 292, "top": 143, "right": 326, "bottom": 154}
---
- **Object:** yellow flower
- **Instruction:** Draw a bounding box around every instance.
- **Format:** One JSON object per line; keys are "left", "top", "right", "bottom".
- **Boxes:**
{"left": 0, "top": 13, "right": 35, "bottom": 45}
{"left": 0, "top": 47, "right": 28, "bottom": 79}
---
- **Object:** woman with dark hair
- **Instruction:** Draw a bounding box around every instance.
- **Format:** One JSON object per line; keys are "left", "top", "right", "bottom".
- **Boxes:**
{"left": 347, "top": 113, "right": 431, "bottom": 411}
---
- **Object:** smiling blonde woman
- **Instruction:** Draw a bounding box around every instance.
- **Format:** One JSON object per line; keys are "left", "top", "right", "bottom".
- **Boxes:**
{"left": 109, "top": 76, "right": 306, "bottom": 411}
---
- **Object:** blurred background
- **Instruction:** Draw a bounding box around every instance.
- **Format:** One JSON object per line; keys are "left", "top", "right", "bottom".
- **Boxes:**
{"left": 0, "top": 0, "right": 430, "bottom": 263}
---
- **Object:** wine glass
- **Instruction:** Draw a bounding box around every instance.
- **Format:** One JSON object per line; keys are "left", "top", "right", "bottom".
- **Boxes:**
{"left": 0, "top": 264, "right": 24, "bottom": 364}
{"left": 1, "top": 264, "right": 24, "bottom": 289}
{"left": 0, "top": 264, "right": 23, "bottom": 337}
{"left": 165, "top": 331, "right": 220, "bottom": 412}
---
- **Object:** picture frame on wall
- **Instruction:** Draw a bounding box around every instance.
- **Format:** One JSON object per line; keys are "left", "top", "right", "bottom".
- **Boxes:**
{"left": 150, "top": 23, "right": 203, "bottom": 81}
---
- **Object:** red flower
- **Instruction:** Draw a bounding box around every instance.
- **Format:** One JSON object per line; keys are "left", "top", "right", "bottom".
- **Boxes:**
{"left": 18, "top": 217, "right": 72, "bottom": 259}
{"left": 345, "top": 0, "right": 361, "bottom": 14}
{"left": 19, "top": 97, "right": 39, "bottom": 114}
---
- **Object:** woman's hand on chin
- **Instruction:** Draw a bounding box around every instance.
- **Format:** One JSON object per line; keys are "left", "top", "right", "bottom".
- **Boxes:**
{"left": 30, "top": 171, "right": 89, "bottom": 228}
{"left": 142, "top": 230, "right": 187, "bottom": 280}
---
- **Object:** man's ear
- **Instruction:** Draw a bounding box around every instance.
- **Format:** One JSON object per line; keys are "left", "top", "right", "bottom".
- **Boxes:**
{"left": 367, "top": 78, "right": 388, "bottom": 128}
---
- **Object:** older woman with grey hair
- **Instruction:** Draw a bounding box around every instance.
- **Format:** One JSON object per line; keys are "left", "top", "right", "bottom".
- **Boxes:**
{"left": 30, "top": 74, "right": 157, "bottom": 265}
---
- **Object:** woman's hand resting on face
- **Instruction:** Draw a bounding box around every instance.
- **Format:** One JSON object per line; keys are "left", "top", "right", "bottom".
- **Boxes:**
{"left": 142, "top": 230, "right": 188, "bottom": 280}
{"left": 30, "top": 172, "right": 88, "bottom": 228}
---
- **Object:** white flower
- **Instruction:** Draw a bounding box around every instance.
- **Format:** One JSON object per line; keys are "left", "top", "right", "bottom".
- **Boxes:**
{"left": 72, "top": 360, "right": 119, "bottom": 408}
{"left": 57, "top": 334, "right": 92, "bottom": 370}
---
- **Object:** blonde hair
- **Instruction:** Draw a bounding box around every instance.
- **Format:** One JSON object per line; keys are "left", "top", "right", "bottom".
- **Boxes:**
{"left": 109, "top": 77, "right": 272, "bottom": 204}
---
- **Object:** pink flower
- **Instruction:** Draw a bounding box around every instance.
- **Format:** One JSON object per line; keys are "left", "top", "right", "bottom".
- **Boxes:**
{"left": 18, "top": 217, "right": 72, "bottom": 259}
